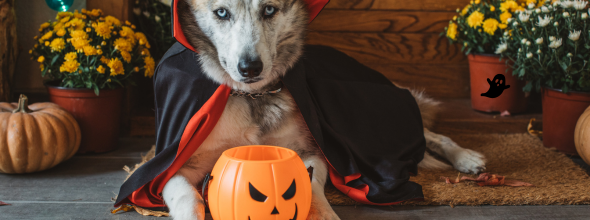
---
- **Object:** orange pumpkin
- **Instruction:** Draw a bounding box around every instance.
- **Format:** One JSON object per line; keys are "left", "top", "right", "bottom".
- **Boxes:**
{"left": 0, "top": 94, "right": 81, "bottom": 174}
{"left": 208, "top": 146, "right": 312, "bottom": 220}
{"left": 575, "top": 106, "right": 590, "bottom": 165}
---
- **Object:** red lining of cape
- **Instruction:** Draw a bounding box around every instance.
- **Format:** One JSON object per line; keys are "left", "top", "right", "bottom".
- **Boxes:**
{"left": 122, "top": 85, "right": 231, "bottom": 208}
{"left": 329, "top": 167, "right": 424, "bottom": 206}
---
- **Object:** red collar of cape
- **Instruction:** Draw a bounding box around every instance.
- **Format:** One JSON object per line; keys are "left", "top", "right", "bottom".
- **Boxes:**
{"left": 115, "top": 0, "right": 428, "bottom": 210}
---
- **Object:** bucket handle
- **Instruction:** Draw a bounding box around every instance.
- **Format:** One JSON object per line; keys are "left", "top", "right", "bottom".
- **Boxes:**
{"left": 202, "top": 173, "right": 212, "bottom": 209}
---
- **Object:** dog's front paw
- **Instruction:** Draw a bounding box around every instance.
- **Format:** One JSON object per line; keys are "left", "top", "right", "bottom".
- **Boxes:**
{"left": 450, "top": 148, "right": 486, "bottom": 174}
{"left": 167, "top": 194, "right": 205, "bottom": 220}
{"left": 306, "top": 201, "right": 340, "bottom": 220}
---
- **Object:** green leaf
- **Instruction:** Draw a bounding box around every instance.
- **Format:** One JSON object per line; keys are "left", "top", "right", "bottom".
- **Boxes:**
{"left": 519, "top": 68, "right": 526, "bottom": 77}
{"left": 523, "top": 82, "right": 533, "bottom": 92}
{"left": 64, "top": 80, "right": 74, "bottom": 88}
{"left": 562, "top": 85, "right": 569, "bottom": 93}
{"left": 41, "top": 67, "right": 49, "bottom": 77}
{"left": 51, "top": 54, "right": 60, "bottom": 66}
{"left": 92, "top": 82, "right": 100, "bottom": 96}
{"left": 560, "top": 61, "right": 569, "bottom": 71}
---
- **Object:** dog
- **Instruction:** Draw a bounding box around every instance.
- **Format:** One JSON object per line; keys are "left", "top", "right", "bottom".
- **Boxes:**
{"left": 161, "top": 0, "right": 486, "bottom": 219}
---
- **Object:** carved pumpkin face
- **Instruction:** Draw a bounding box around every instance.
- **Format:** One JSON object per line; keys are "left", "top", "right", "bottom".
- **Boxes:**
{"left": 208, "top": 146, "right": 312, "bottom": 220}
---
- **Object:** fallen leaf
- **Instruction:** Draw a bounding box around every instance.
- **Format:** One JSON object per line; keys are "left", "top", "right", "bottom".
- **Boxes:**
{"left": 440, "top": 173, "right": 462, "bottom": 184}
{"left": 442, "top": 173, "right": 534, "bottom": 187}
{"left": 0, "top": 201, "right": 10, "bottom": 206}
{"left": 134, "top": 206, "right": 170, "bottom": 217}
{"left": 111, "top": 204, "right": 134, "bottom": 214}
{"left": 527, "top": 118, "right": 543, "bottom": 137}
{"left": 500, "top": 110, "right": 511, "bottom": 117}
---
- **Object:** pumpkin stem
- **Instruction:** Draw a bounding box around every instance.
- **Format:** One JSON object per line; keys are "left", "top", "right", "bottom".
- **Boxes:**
{"left": 12, "top": 94, "right": 33, "bottom": 114}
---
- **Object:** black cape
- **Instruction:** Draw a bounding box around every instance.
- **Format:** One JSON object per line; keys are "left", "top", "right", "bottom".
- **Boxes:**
{"left": 115, "top": 42, "right": 426, "bottom": 208}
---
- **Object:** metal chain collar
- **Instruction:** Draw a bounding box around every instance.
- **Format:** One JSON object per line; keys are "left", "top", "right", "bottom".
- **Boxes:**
{"left": 230, "top": 83, "right": 283, "bottom": 99}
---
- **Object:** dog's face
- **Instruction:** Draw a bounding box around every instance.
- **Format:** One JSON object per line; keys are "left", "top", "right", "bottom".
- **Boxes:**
{"left": 179, "top": 0, "right": 308, "bottom": 92}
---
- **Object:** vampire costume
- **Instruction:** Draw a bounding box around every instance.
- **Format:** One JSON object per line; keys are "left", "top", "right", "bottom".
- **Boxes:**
{"left": 115, "top": 0, "right": 426, "bottom": 209}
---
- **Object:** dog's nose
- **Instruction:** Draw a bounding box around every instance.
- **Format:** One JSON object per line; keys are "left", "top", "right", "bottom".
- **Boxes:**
{"left": 237, "top": 58, "right": 263, "bottom": 78}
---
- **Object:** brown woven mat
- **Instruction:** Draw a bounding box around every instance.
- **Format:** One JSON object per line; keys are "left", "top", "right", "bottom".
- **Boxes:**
{"left": 120, "top": 133, "right": 590, "bottom": 217}
{"left": 326, "top": 133, "right": 590, "bottom": 206}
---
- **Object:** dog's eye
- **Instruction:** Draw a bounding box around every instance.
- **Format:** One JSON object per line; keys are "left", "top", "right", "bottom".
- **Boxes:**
{"left": 215, "top": 8, "right": 229, "bottom": 19}
{"left": 263, "top": 6, "right": 277, "bottom": 17}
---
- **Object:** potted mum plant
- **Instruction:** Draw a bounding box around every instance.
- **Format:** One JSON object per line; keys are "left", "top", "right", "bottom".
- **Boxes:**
{"left": 30, "top": 9, "right": 155, "bottom": 154}
{"left": 445, "top": 0, "right": 528, "bottom": 113}
{"left": 498, "top": 0, "right": 590, "bottom": 155}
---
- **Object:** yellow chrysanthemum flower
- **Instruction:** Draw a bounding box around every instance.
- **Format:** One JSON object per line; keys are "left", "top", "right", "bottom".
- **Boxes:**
{"left": 65, "top": 52, "right": 77, "bottom": 61}
{"left": 101, "top": 56, "right": 110, "bottom": 64}
{"left": 461, "top": 5, "right": 471, "bottom": 15}
{"left": 83, "top": 45, "right": 97, "bottom": 56}
{"left": 144, "top": 56, "right": 155, "bottom": 78}
{"left": 96, "top": 65, "right": 105, "bottom": 74}
{"left": 39, "top": 31, "right": 53, "bottom": 43}
{"left": 60, "top": 60, "right": 80, "bottom": 73}
{"left": 467, "top": 11, "right": 485, "bottom": 28}
{"left": 108, "top": 58, "right": 125, "bottom": 76}
{"left": 135, "top": 32, "right": 150, "bottom": 48}
{"left": 39, "top": 22, "right": 50, "bottom": 31}
{"left": 114, "top": 38, "right": 133, "bottom": 52}
{"left": 500, "top": 0, "right": 519, "bottom": 12}
{"left": 490, "top": 6, "right": 495, "bottom": 11}
{"left": 105, "top": 16, "right": 121, "bottom": 26}
{"left": 50, "top": 38, "right": 65, "bottom": 52}
{"left": 446, "top": 23, "right": 458, "bottom": 40}
{"left": 37, "top": 56, "right": 45, "bottom": 63}
{"left": 56, "top": 12, "right": 72, "bottom": 19}
{"left": 67, "top": 18, "right": 86, "bottom": 31}
{"left": 85, "top": 9, "right": 102, "bottom": 17}
{"left": 120, "top": 51, "right": 132, "bottom": 63}
{"left": 73, "top": 11, "right": 86, "bottom": 19}
{"left": 70, "top": 30, "right": 87, "bottom": 39}
{"left": 60, "top": 16, "right": 71, "bottom": 24}
{"left": 482, "top": 18, "right": 499, "bottom": 35}
{"left": 134, "top": 66, "right": 140, "bottom": 72}
{"left": 40, "top": 64, "right": 44, "bottom": 71}
{"left": 95, "top": 22, "right": 113, "bottom": 39}
{"left": 56, "top": 28, "right": 66, "bottom": 37}
{"left": 526, "top": 0, "right": 537, "bottom": 6}
{"left": 69, "top": 30, "right": 89, "bottom": 50}
{"left": 54, "top": 22, "right": 64, "bottom": 31}
{"left": 97, "top": 49, "right": 103, "bottom": 55}
{"left": 499, "top": 24, "right": 508, "bottom": 29}
{"left": 474, "top": 0, "right": 481, "bottom": 4}
{"left": 44, "top": 41, "right": 50, "bottom": 46}
{"left": 499, "top": 12, "right": 512, "bottom": 24}
{"left": 119, "top": 26, "right": 136, "bottom": 44}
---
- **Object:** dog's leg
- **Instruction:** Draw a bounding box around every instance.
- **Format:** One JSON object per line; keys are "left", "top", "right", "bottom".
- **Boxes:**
{"left": 423, "top": 128, "right": 486, "bottom": 174}
{"left": 162, "top": 150, "right": 223, "bottom": 220}
{"left": 163, "top": 173, "right": 206, "bottom": 220}
{"left": 303, "top": 155, "right": 340, "bottom": 220}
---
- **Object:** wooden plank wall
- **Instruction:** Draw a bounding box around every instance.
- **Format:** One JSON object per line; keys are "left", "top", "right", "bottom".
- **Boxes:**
{"left": 307, "top": 0, "right": 470, "bottom": 98}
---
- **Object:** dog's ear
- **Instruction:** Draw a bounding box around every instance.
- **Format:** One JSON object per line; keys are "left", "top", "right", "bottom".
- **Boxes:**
{"left": 177, "top": 0, "right": 218, "bottom": 57}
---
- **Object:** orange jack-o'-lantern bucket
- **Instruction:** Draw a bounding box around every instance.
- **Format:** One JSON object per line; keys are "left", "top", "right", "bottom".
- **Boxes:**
{"left": 206, "top": 145, "right": 312, "bottom": 220}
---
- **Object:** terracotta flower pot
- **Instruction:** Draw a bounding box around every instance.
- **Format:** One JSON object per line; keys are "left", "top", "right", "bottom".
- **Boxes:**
{"left": 46, "top": 85, "right": 124, "bottom": 154}
{"left": 542, "top": 87, "right": 590, "bottom": 155}
{"left": 468, "top": 54, "right": 527, "bottom": 113}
